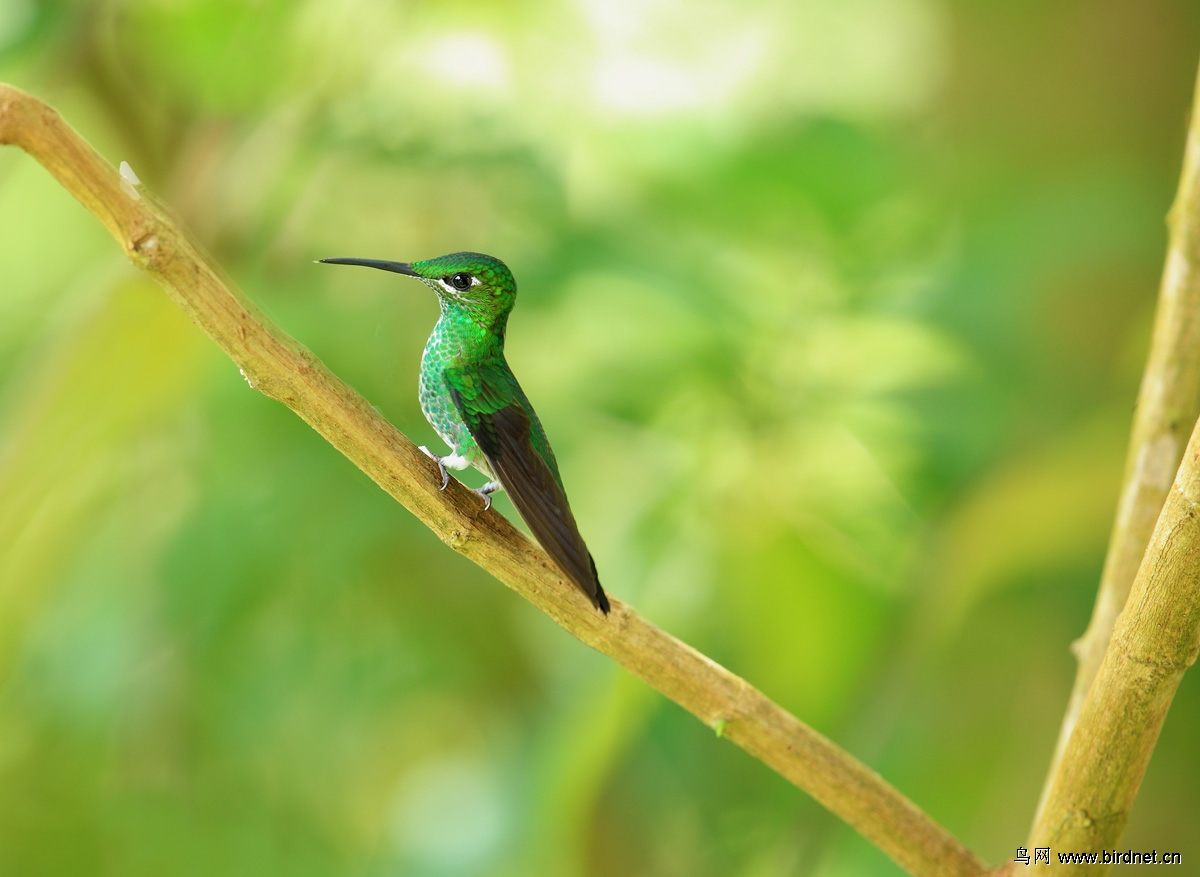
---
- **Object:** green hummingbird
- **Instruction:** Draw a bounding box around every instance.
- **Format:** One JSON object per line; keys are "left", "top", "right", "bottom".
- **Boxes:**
{"left": 319, "top": 252, "right": 609, "bottom": 614}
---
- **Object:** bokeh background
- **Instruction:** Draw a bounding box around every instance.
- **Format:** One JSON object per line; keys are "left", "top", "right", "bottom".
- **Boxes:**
{"left": 2, "top": 1, "right": 1200, "bottom": 874}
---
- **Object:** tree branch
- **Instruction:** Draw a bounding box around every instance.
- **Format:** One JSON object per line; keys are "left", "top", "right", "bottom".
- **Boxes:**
{"left": 0, "top": 84, "right": 988, "bottom": 877}
{"left": 1028, "top": 404, "right": 1200, "bottom": 869}
{"left": 1034, "top": 59, "right": 1200, "bottom": 826}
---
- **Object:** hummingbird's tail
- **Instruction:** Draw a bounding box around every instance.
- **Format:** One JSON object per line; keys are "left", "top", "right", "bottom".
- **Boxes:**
{"left": 589, "top": 553, "right": 610, "bottom": 615}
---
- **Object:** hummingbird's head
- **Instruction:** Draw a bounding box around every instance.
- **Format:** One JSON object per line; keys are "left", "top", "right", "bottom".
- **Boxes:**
{"left": 319, "top": 251, "right": 516, "bottom": 327}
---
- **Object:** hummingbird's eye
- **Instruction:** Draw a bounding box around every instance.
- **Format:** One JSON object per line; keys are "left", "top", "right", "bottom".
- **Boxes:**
{"left": 448, "top": 273, "right": 473, "bottom": 291}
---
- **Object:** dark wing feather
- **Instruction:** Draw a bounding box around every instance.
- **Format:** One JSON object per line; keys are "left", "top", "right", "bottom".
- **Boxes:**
{"left": 445, "top": 368, "right": 608, "bottom": 613}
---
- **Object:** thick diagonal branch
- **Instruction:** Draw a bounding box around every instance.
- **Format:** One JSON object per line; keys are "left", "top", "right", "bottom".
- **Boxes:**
{"left": 1034, "top": 60, "right": 1200, "bottom": 825}
{"left": 0, "top": 84, "right": 987, "bottom": 877}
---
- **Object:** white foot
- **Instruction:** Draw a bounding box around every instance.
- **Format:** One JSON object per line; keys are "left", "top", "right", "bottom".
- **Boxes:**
{"left": 418, "top": 445, "right": 470, "bottom": 491}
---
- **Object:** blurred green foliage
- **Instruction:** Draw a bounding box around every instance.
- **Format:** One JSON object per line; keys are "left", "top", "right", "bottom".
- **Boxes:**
{"left": 2, "top": 1, "right": 1200, "bottom": 874}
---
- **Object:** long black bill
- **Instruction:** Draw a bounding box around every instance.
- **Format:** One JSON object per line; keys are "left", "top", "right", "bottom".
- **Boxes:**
{"left": 318, "top": 257, "right": 418, "bottom": 276}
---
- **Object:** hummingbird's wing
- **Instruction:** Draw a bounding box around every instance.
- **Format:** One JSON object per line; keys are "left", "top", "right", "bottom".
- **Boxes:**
{"left": 444, "top": 364, "right": 609, "bottom": 614}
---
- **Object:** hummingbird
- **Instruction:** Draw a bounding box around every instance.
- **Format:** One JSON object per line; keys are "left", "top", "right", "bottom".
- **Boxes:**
{"left": 319, "top": 252, "right": 610, "bottom": 614}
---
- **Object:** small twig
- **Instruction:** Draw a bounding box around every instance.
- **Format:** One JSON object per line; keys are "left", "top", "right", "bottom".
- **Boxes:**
{"left": 1034, "top": 59, "right": 1200, "bottom": 825}
{"left": 0, "top": 84, "right": 988, "bottom": 877}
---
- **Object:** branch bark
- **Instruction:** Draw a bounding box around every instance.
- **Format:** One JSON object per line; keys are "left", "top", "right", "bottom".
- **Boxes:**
{"left": 1034, "top": 60, "right": 1200, "bottom": 826}
{"left": 0, "top": 84, "right": 988, "bottom": 877}
{"left": 1028, "top": 413, "right": 1200, "bottom": 870}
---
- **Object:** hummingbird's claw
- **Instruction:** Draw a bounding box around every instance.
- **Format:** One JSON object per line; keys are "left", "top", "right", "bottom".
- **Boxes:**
{"left": 475, "top": 480, "right": 501, "bottom": 511}
{"left": 419, "top": 445, "right": 451, "bottom": 490}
